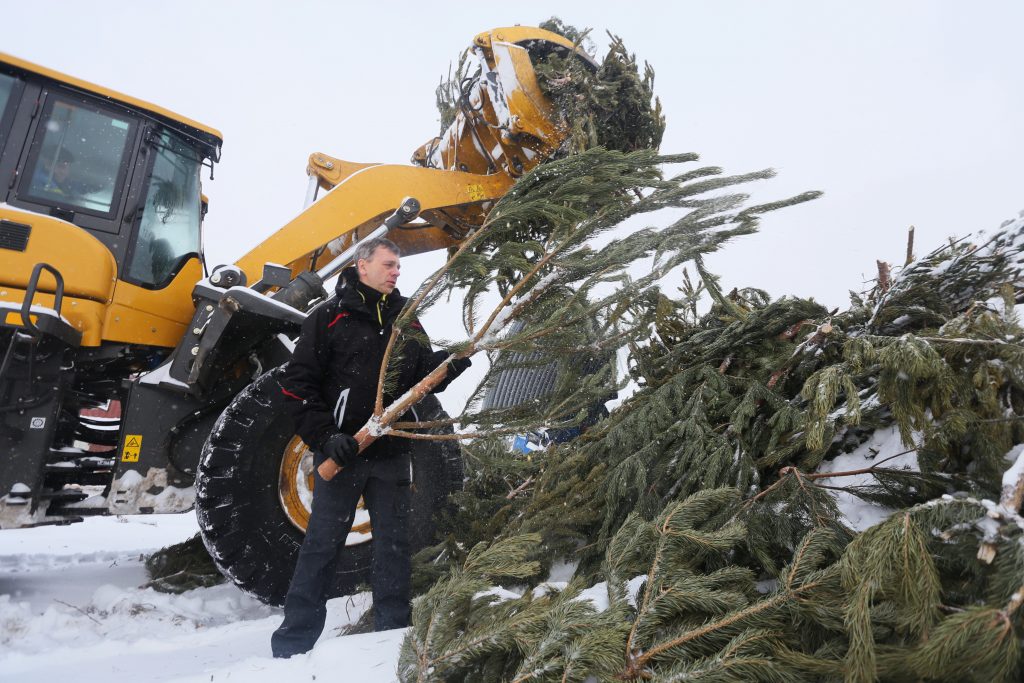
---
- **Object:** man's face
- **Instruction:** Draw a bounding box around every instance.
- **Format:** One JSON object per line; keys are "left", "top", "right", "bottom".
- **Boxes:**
{"left": 357, "top": 246, "right": 400, "bottom": 295}
{"left": 53, "top": 159, "right": 71, "bottom": 184}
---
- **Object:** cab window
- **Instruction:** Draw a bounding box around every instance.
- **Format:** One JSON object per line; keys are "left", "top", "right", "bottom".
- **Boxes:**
{"left": 20, "top": 97, "right": 135, "bottom": 216}
{"left": 0, "top": 73, "right": 14, "bottom": 111}
{"left": 126, "top": 131, "right": 202, "bottom": 286}
{"left": 0, "top": 72, "right": 19, "bottom": 145}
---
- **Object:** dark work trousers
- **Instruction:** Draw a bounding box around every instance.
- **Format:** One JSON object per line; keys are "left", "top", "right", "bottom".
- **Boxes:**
{"left": 271, "top": 449, "right": 412, "bottom": 658}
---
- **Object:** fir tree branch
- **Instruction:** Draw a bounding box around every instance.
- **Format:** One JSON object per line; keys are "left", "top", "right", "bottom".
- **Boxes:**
{"left": 694, "top": 254, "right": 748, "bottom": 320}
{"left": 625, "top": 521, "right": 669, "bottom": 664}
{"left": 388, "top": 427, "right": 525, "bottom": 441}
{"left": 625, "top": 581, "right": 822, "bottom": 676}
{"left": 471, "top": 250, "right": 563, "bottom": 347}
{"left": 972, "top": 415, "right": 1024, "bottom": 424}
{"left": 415, "top": 605, "right": 437, "bottom": 683}
{"left": 784, "top": 532, "right": 817, "bottom": 593}
{"left": 1003, "top": 584, "right": 1024, "bottom": 618}
{"left": 806, "top": 448, "right": 918, "bottom": 481}
{"left": 479, "top": 324, "right": 632, "bottom": 356}
{"left": 745, "top": 448, "right": 919, "bottom": 507}
{"left": 743, "top": 467, "right": 804, "bottom": 507}
{"left": 765, "top": 319, "right": 834, "bottom": 393}
{"left": 916, "top": 336, "right": 1021, "bottom": 348}
{"left": 507, "top": 476, "right": 535, "bottom": 500}
{"left": 391, "top": 418, "right": 460, "bottom": 430}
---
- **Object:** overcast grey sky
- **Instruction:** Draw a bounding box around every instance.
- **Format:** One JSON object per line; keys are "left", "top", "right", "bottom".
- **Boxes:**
{"left": 4, "top": 0, "right": 1021, "bottom": 310}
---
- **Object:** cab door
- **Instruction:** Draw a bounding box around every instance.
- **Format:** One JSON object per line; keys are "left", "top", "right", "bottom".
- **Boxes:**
{"left": 0, "top": 77, "right": 147, "bottom": 270}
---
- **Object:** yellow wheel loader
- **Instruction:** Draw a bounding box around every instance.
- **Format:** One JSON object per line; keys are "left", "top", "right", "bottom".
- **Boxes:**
{"left": 0, "top": 27, "right": 592, "bottom": 604}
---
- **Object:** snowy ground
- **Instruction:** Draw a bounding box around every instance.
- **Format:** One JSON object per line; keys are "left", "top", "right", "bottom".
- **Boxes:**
{"left": 0, "top": 513, "right": 403, "bottom": 682}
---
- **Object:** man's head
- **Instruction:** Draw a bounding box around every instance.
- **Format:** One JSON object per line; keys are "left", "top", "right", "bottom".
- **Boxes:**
{"left": 51, "top": 149, "right": 74, "bottom": 185}
{"left": 354, "top": 237, "right": 401, "bottom": 295}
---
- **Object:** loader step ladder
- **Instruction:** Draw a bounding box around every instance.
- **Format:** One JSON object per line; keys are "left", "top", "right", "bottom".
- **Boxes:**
{"left": 0, "top": 262, "right": 81, "bottom": 409}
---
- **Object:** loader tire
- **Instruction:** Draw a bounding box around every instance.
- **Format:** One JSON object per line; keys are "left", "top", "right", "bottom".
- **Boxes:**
{"left": 194, "top": 365, "right": 462, "bottom": 607}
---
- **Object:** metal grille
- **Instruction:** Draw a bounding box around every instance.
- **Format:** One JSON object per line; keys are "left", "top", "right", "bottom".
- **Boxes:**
{"left": 481, "top": 317, "right": 611, "bottom": 411}
{"left": 481, "top": 318, "right": 558, "bottom": 411}
{"left": 0, "top": 220, "right": 31, "bottom": 252}
{"left": 482, "top": 351, "right": 560, "bottom": 411}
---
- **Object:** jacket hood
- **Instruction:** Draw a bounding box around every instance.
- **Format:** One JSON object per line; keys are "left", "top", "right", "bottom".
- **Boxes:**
{"left": 336, "top": 265, "right": 360, "bottom": 294}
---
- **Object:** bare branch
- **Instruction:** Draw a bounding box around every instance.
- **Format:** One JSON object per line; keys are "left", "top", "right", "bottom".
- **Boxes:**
{"left": 471, "top": 252, "right": 560, "bottom": 347}
{"left": 876, "top": 260, "right": 891, "bottom": 293}
{"left": 392, "top": 418, "right": 461, "bottom": 430}
{"left": 375, "top": 328, "right": 401, "bottom": 416}
{"left": 917, "top": 336, "right": 1021, "bottom": 348}
{"left": 390, "top": 426, "right": 528, "bottom": 441}
{"left": 506, "top": 476, "right": 534, "bottom": 500}
{"left": 1000, "top": 447, "right": 1024, "bottom": 513}
{"left": 55, "top": 599, "right": 103, "bottom": 625}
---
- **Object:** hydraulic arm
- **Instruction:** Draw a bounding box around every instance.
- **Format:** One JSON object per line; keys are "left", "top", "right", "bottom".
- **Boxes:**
{"left": 235, "top": 26, "right": 592, "bottom": 282}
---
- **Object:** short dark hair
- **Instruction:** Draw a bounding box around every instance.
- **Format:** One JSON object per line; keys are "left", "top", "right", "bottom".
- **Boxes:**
{"left": 354, "top": 237, "right": 400, "bottom": 263}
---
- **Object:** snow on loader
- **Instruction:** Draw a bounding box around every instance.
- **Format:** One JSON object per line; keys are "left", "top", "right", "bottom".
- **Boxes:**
{"left": 0, "top": 27, "right": 594, "bottom": 604}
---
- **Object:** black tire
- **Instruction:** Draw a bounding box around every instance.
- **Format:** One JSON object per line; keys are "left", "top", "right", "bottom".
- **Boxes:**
{"left": 195, "top": 365, "right": 462, "bottom": 606}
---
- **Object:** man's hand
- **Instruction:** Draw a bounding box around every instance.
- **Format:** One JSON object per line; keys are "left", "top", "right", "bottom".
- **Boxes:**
{"left": 321, "top": 432, "right": 359, "bottom": 468}
{"left": 449, "top": 355, "right": 472, "bottom": 376}
{"left": 432, "top": 351, "right": 472, "bottom": 378}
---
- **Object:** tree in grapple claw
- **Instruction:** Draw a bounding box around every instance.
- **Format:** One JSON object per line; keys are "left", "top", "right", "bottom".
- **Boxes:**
{"left": 534, "top": 18, "right": 665, "bottom": 155}
{"left": 436, "top": 18, "right": 665, "bottom": 157}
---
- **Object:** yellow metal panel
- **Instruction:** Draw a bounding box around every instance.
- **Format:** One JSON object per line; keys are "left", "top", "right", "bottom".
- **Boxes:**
{"left": 103, "top": 258, "right": 203, "bottom": 348}
{"left": 0, "top": 287, "right": 106, "bottom": 346}
{"left": 473, "top": 26, "right": 598, "bottom": 67}
{"left": 0, "top": 207, "right": 117, "bottom": 303}
{"left": 491, "top": 42, "right": 562, "bottom": 144}
{"left": 306, "top": 153, "right": 381, "bottom": 191}
{"left": 234, "top": 165, "right": 513, "bottom": 282}
{"left": 0, "top": 51, "right": 222, "bottom": 149}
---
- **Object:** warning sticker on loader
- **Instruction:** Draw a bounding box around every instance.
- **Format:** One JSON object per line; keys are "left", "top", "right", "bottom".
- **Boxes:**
{"left": 466, "top": 184, "right": 486, "bottom": 201}
{"left": 121, "top": 435, "right": 142, "bottom": 462}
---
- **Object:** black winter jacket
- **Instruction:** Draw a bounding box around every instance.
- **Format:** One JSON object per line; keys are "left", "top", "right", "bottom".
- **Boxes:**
{"left": 280, "top": 267, "right": 454, "bottom": 459}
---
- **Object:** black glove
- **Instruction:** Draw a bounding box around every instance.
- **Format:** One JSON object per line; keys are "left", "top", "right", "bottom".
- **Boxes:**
{"left": 449, "top": 355, "right": 472, "bottom": 377}
{"left": 432, "top": 350, "right": 471, "bottom": 378}
{"left": 321, "top": 432, "right": 359, "bottom": 468}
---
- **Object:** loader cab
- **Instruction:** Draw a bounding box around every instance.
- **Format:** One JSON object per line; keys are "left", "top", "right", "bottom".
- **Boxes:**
{"left": 0, "top": 54, "right": 220, "bottom": 292}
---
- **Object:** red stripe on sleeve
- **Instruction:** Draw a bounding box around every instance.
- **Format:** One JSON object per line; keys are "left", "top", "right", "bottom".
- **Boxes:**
{"left": 281, "top": 387, "right": 304, "bottom": 401}
{"left": 328, "top": 311, "right": 350, "bottom": 328}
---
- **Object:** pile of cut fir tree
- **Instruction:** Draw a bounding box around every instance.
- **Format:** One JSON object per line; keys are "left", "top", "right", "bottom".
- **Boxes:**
{"left": 404, "top": 214, "right": 1024, "bottom": 682}
{"left": 399, "top": 27, "right": 1024, "bottom": 683}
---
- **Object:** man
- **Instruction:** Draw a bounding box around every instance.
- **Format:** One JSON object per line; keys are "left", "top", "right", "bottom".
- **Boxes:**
{"left": 32, "top": 148, "right": 76, "bottom": 198}
{"left": 271, "top": 237, "right": 469, "bottom": 658}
